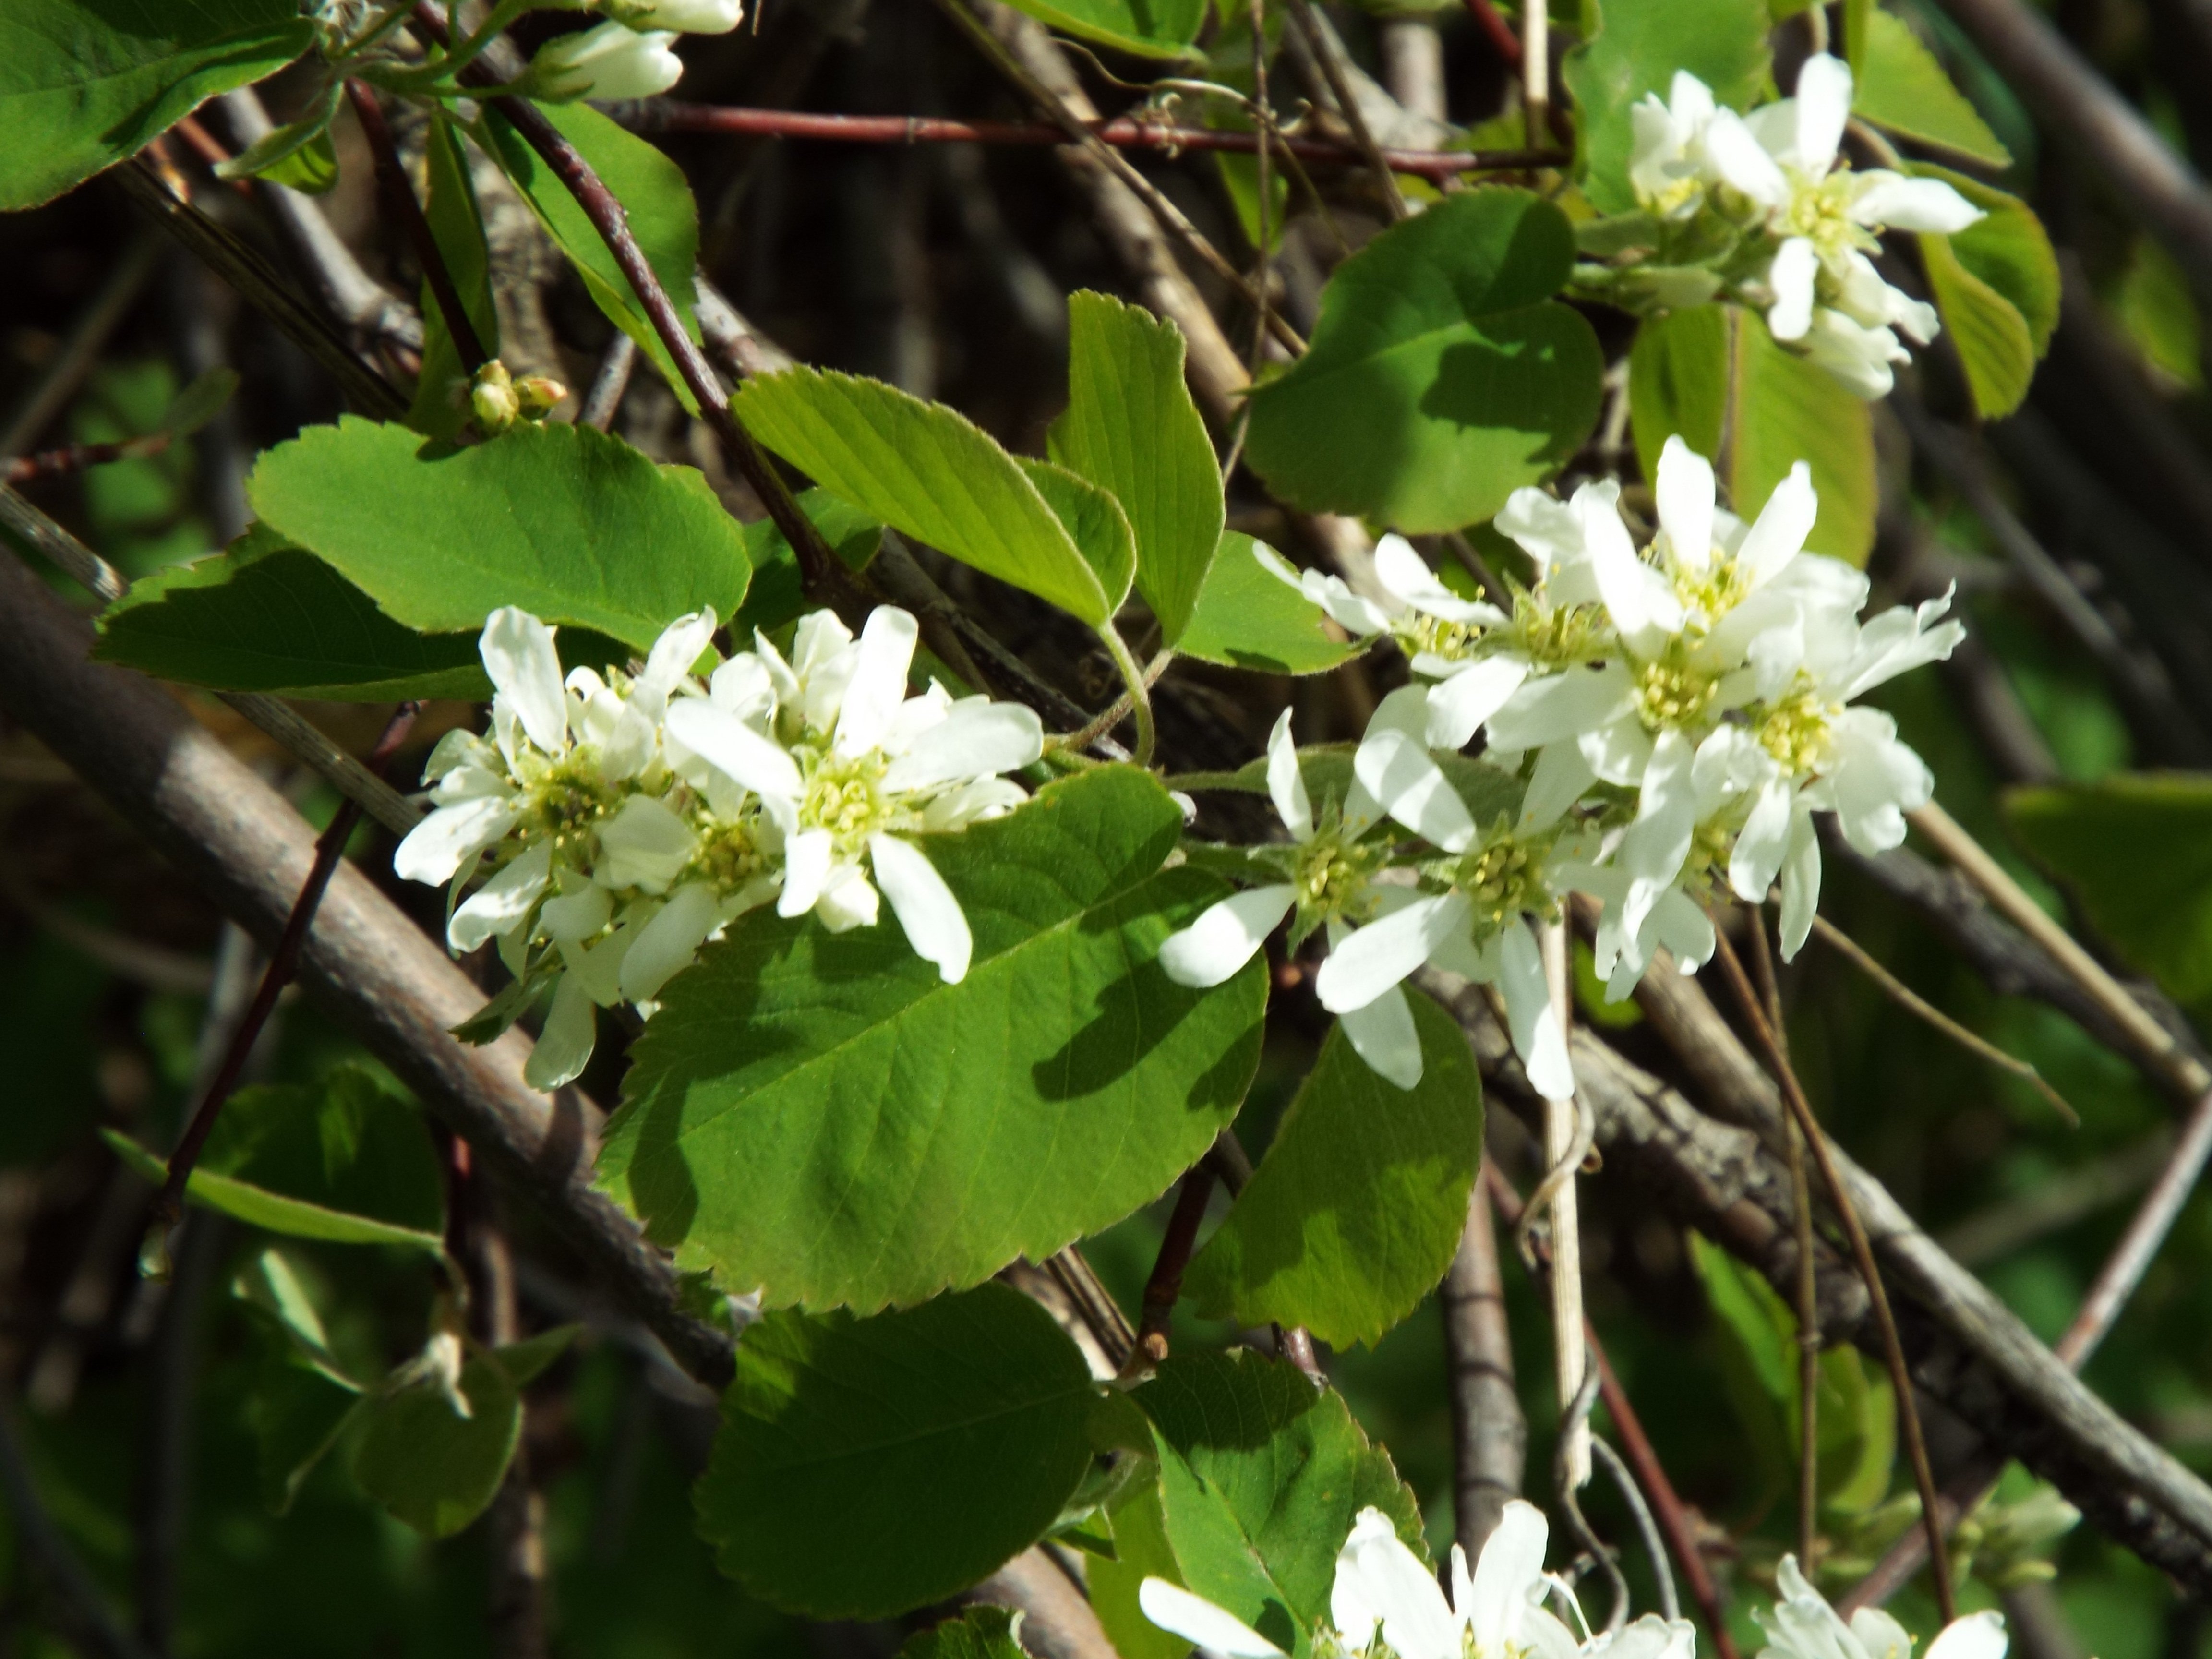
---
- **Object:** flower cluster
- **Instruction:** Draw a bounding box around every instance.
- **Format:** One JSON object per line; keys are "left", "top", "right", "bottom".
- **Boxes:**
{"left": 1138, "top": 1506, "right": 2008, "bottom": 1659}
{"left": 1176, "top": 438, "right": 1960, "bottom": 1099}
{"left": 395, "top": 602, "right": 1043, "bottom": 1090}
{"left": 527, "top": 0, "right": 745, "bottom": 102}
{"left": 1605, "top": 54, "right": 1984, "bottom": 397}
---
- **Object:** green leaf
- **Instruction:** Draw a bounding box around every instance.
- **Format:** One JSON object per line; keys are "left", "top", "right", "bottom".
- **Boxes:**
{"left": 600, "top": 767, "right": 1267, "bottom": 1313}
{"left": 215, "top": 82, "right": 341, "bottom": 193}
{"left": 1915, "top": 166, "right": 2059, "bottom": 353}
{"left": 1921, "top": 232, "right": 2036, "bottom": 419}
{"left": 493, "top": 1324, "right": 580, "bottom": 1388}
{"left": 101, "top": 1065, "right": 445, "bottom": 1253}
{"left": 733, "top": 368, "right": 1118, "bottom": 624}
{"left": 2113, "top": 238, "right": 2203, "bottom": 391}
{"left": 992, "top": 0, "right": 1208, "bottom": 60}
{"left": 0, "top": 0, "right": 313, "bottom": 211}
{"left": 247, "top": 417, "right": 752, "bottom": 649}
{"left": 1017, "top": 457, "right": 1139, "bottom": 614}
{"left": 473, "top": 102, "right": 701, "bottom": 410}
{"left": 94, "top": 529, "right": 488, "bottom": 700}
{"left": 1135, "top": 1352, "right": 1425, "bottom": 1657}
{"left": 1853, "top": 10, "right": 2010, "bottom": 167}
{"left": 902, "top": 1608, "right": 1031, "bottom": 1659}
{"left": 1178, "top": 535, "right": 1365, "bottom": 676}
{"left": 734, "top": 489, "right": 885, "bottom": 640}
{"left": 697, "top": 1285, "right": 1099, "bottom": 1618}
{"left": 1564, "top": 0, "right": 1772, "bottom": 215}
{"left": 2003, "top": 774, "right": 2212, "bottom": 1004}
{"left": 1185, "top": 993, "right": 1481, "bottom": 1348}
{"left": 1050, "top": 292, "right": 1225, "bottom": 642}
{"left": 248, "top": 1351, "right": 368, "bottom": 1515}
{"left": 233, "top": 1246, "right": 357, "bottom": 1384}
{"left": 353, "top": 1350, "right": 522, "bottom": 1539}
{"left": 1086, "top": 1481, "right": 1192, "bottom": 1659}
{"left": 1244, "top": 190, "right": 1603, "bottom": 534}
{"left": 407, "top": 112, "right": 500, "bottom": 440}
{"left": 1628, "top": 304, "right": 1876, "bottom": 565}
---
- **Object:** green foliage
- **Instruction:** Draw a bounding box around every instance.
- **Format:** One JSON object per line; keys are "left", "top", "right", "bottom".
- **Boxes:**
{"left": 1133, "top": 1352, "right": 1426, "bottom": 1658}
{"left": 1050, "top": 292, "right": 1225, "bottom": 643}
{"left": 104, "top": 1066, "right": 446, "bottom": 1253}
{"left": 734, "top": 489, "right": 885, "bottom": 640}
{"left": 0, "top": 0, "right": 313, "bottom": 210}
{"left": 734, "top": 367, "right": 1131, "bottom": 624}
{"left": 600, "top": 768, "right": 1267, "bottom": 1313}
{"left": 1185, "top": 995, "right": 1482, "bottom": 1348}
{"left": 94, "top": 528, "right": 488, "bottom": 700}
{"left": 1564, "top": 0, "right": 1772, "bottom": 215}
{"left": 1177, "top": 535, "right": 1366, "bottom": 676}
{"left": 902, "top": 1607, "right": 1032, "bottom": 1659}
{"left": 2004, "top": 773, "right": 2212, "bottom": 1004}
{"left": 473, "top": 102, "right": 702, "bottom": 408}
{"left": 354, "top": 1347, "right": 519, "bottom": 1539}
{"left": 1087, "top": 1480, "right": 1191, "bottom": 1659}
{"left": 992, "top": 0, "right": 1208, "bottom": 59}
{"left": 215, "top": 83, "right": 341, "bottom": 194}
{"left": 1909, "top": 168, "right": 2056, "bottom": 419}
{"left": 406, "top": 113, "right": 500, "bottom": 440}
{"left": 697, "top": 1286, "right": 1099, "bottom": 1618}
{"left": 1852, "top": 10, "right": 2010, "bottom": 167}
{"left": 1244, "top": 191, "right": 1603, "bottom": 533}
{"left": 2113, "top": 238, "right": 2203, "bottom": 390}
{"left": 1628, "top": 303, "right": 1877, "bottom": 565}
{"left": 246, "top": 417, "right": 753, "bottom": 649}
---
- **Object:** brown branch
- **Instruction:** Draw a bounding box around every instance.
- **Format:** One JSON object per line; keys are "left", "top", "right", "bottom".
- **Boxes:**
{"left": 0, "top": 234, "right": 163, "bottom": 459}
{"left": 5, "top": 433, "right": 173, "bottom": 485}
{"left": 345, "top": 80, "right": 490, "bottom": 373}
{"left": 625, "top": 102, "right": 1563, "bottom": 181}
{"left": 1440, "top": 1173, "right": 1525, "bottom": 1559}
{"left": 1281, "top": 0, "right": 1409, "bottom": 220}
{"left": 1134, "top": 1165, "right": 1216, "bottom": 1368}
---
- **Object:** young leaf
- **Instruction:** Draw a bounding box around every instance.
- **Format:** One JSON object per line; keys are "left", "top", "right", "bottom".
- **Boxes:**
{"left": 1135, "top": 1351, "right": 1426, "bottom": 1657}
{"left": 0, "top": 0, "right": 313, "bottom": 210}
{"left": 1050, "top": 292, "right": 1225, "bottom": 642}
{"left": 992, "top": 0, "right": 1208, "bottom": 60}
{"left": 94, "top": 529, "right": 489, "bottom": 701}
{"left": 733, "top": 368, "right": 1118, "bottom": 624}
{"left": 1017, "top": 457, "right": 1139, "bottom": 614}
{"left": 1852, "top": 10, "right": 2010, "bottom": 168}
{"left": 1243, "top": 191, "right": 1603, "bottom": 533}
{"left": 215, "top": 83, "right": 342, "bottom": 193}
{"left": 1628, "top": 305, "right": 1876, "bottom": 565}
{"left": 472, "top": 102, "right": 701, "bottom": 409}
{"left": 247, "top": 417, "right": 752, "bottom": 649}
{"left": 1177, "top": 535, "right": 1367, "bottom": 676}
{"left": 1921, "top": 233, "right": 2037, "bottom": 419}
{"left": 599, "top": 768, "right": 1267, "bottom": 1314}
{"left": 696, "top": 1285, "right": 1099, "bottom": 1619}
{"left": 1914, "top": 166, "right": 2060, "bottom": 353}
{"left": 1184, "top": 991, "right": 1482, "bottom": 1348}
{"left": 406, "top": 113, "right": 500, "bottom": 441}
{"left": 247, "top": 1350, "right": 368, "bottom": 1516}
{"left": 353, "top": 1351, "right": 523, "bottom": 1539}
{"left": 2003, "top": 773, "right": 2212, "bottom": 1004}
{"left": 1563, "top": 0, "right": 1772, "bottom": 215}
{"left": 104, "top": 1067, "right": 446, "bottom": 1254}
{"left": 902, "top": 1608, "right": 1031, "bottom": 1659}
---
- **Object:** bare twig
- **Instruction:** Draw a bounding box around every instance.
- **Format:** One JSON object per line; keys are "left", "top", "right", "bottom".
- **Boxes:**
{"left": 1464, "top": 0, "right": 1523, "bottom": 65}
{"left": 1282, "top": 0, "right": 1409, "bottom": 220}
{"left": 1522, "top": 0, "right": 1551, "bottom": 148}
{"left": 1133, "top": 1166, "right": 1217, "bottom": 1369}
{"left": 6, "top": 433, "right": 176, "bottom": 486}
{"left": 578, "top": 333, "right": 637, "bottom": 431}
{"left": 1539, "top": 919, "right": 1589, "bottom": 1488}
{"left": 0, "top": 235, "right": 163, "bottom": 460}
{"left": 1441, "top": 1174, "right": 1525, "bottom": 1559}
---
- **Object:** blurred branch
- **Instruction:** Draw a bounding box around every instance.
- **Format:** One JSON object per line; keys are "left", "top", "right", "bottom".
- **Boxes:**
{"left": 1441, "top": 1173, "right": 1525, "bottom": 1558}
{"left": 1938, "top": 1131, "right": 2171, "bottom": 1266}
{"left": 0, "top": 234, "right": 163, "bottom": 460}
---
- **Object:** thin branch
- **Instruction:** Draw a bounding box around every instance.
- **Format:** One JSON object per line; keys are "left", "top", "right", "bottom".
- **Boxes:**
{"left": 1706, "top": 923, "right": 1959, "bottom": 1622}
{"left": 1810, "top": 911, "right": 2079, "bottom": 1125}
{"left": 625, "top": 101, "right": 1562, "bottom": 181}
{"left": 6, "top": 433, "right": 176, "bottom": 486}
{"left": 134, "top": 1214, "right": 225, "bottom": 1659}
{"left": 1281, "top": 0, "right": 1409, "bottom": 220}
{"left": 345, "top": 79, "right": 490, "bottom": 373}
{"left": 1538, "top": 920, "right": 1590, "bottom": 1488}
{"left": 1441, "top": 1172, "right": 1526, "bottom": 1560}
{"left": 0, "top": 235, "right": 163, "bottom": 460}
{"left": 578, "top": 333, "right": 637, "bottom": 432}
{"left": 1464, "top": 0, "right": 1524, "bottom": 65}
{"left": 1132, "top": 1165, "right": 1216, "bottom": 1369}
{"left": 1522, "top": 0, "right": 1551, "bottom": 148}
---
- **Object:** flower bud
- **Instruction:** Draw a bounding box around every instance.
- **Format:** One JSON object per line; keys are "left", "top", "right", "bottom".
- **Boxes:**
{"left": 470, "top": 361, "right": 521, "bottom": 433}
{"left": 528, "top": 20, "right": 684, "bottom": 102}
{"left": 605, "top": 0, "right": 743, "bottom": 32}
{"left": 515, "top": 375, "right": 569, "bottom": 418}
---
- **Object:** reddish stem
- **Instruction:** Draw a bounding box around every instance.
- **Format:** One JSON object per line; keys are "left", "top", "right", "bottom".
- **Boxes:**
{"left": 345, "top": 80, "right": 491, "bottom": 373}
{"left": 1463, "top": 0, "right": 1525, "bottom": 65}
{"left": 1136, "top": 1166, "right": 1218, "bottom": 1366}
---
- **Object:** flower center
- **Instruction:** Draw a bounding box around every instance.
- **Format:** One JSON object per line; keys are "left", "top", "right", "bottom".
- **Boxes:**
{"left": 1782, "top": 169, "right": 1869, "bottom": 262}
{"left": 1451, "top": 830, "right": 1546, "bottom": 931}
{"left": 525, "top": 754, "right": 619, "bottom": 859}
{"left": 1756, "top": 679, "right": 1839, "bottom": 775}
{"left": 1507, "top": 592, "right": 1604, "bottom": 670}
{"left": 1670, "top": 552, "right": 1751, "bottom": 631}
{"left": 801, "top": 750, "right": 891, "bottom": 850}
{"left": 692, "top": 815, "right": 771, "bottom": 890}
{"left": 1634, "top": 656, "right": 1720, "bottom": 731}
{"left": 1293, "top": 831, "right": 1383, "bottom": 924}
{"left": 1396, "top": 611, "right": 1485, "bottom": 662}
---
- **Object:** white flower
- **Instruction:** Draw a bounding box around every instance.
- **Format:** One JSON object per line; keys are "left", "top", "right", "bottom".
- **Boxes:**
{"left": 1138, "top": 1501, "right": 1582, "bottom": 1659}
{"left": 1161, "top": 710, "right": 1426, "bottom": 1087}
{"left": 1755, "top": 1554, "right": 2005, "bottom": 1659}
{"left": 529, "top": 20, "right": 685, "bottom": 100}
{"left": 1702, "top": 54, "right": 1981, "bottom": 389}
{"left": 668, "top": 604, "right": 1041, "bottom": 985}
{"left": 1630, "top": 70, "right": 1721, "bottom": 219}
{"left": 611, "top": 0, "right": 743, "bottom": 32}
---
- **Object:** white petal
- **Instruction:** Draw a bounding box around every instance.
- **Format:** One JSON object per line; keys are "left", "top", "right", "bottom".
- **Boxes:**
{"left": 1522, "top": 740, "right": 1596, "bottom": 832}
{"left": 481, "top": 607, "right": 569, "bottom": 756}
{"left": 523, "top": 972, "right": 597, "bottom": 1091}
{"left": 1498, "top": 922, "right": 1574, "bottom": 1102}
{"left": 1426, "top": 657, "right": 1531, "bottom": 750}
{"left": 1656, "top": 436, "right": 1716, "bottom": 575}
{"left": 711, "top": 652, "right": 777, "bottom": 724}
{"left": 1923, "top": 1613, "right": 2009, "bottom": 1659}
{"left": 1162, "top": 887, "right": 1296, "bottom": 988}
{"left": 836, "top": 607, "right": 920, "bottom": 756}
{"left": 1619, "top": 728, "right": 1700, "bottom": 939}
{"left": 1355, "top": 727, "right": 1477, "bottom": 853}
{"left": 816, "top": 861, "right": 881, "bottom": 931}
{"left": 1467, "top": 1499, "right": 1551, "bottom": 1649}
{"left": 880, "top": 701, "right": 1044, "bottom": 794}
{"left": 779, "top": 828, "right": 834, "bottom": 918}
{"left": 1731, "top": 776, "right": 1796, "bottom": 901}
{"left": 449, "top": 841, "right": 553, "bottom": 953}
{"left": 1139, "top": 1579, "right": 1285, "bottom": 1659}
{"left": 870, "top": 834, "right": 971, "bottom": 981}
{"left": 541, "top": 879, "right": 613, "bottom": 945}
{"left": 1486, "top": 667, "right": 1636, "bottom": 753}
{"left": 595, "top": 793, "right": 699, "bottom": 895}
{"left": 1852, "top": 174, "right": 1985, "bottom": 234}
{"left": 1740, "top": 461, "right": 1818, "bottom": 588}
{"left": 1374, "top": 534, "right": 1494, "bottom": 625}
{"left": 665, "top": 699, "right": 804, "bottom": 807}
{"left": 1263, "top": 709, "right": 1313, "bottom": 842}
{"left": 1316, "top": 892, "right": 1471, "bottom": 1013}
{"left": 1586, "top": 491, "right": 1684, "bottom": 649}
{"left": 1338, "top": 982, "right": 1423, "bottom": 1090}
{"left": 633, "top": 608, "right": 717, "bottom": 714}
{"left": 618, "top": 880, "right": 721, "bottom": 1002}
{"left": 1577, "top": 717, "right": 1655, "bottom": 788}
{"left": 393, "top": 797, "right": 520, "bottom": 886}
{"left": 1794, "top": 53, "right": 1853, "bottom": 173}
{"left": 923, "top": 775, "right": 1029, "bottom": 831}
{"left": 1704, "top": 108, "right": 1789, "bottom": 205}
{"left": 1337, "top": 1511, "right": 1461, "bottom": 1659}
{"left": 1767, "top": 237, "right": 1820, "bottom": 342}
{"left": 1779, "top": 808, "right": 1822, "bottom": 960}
